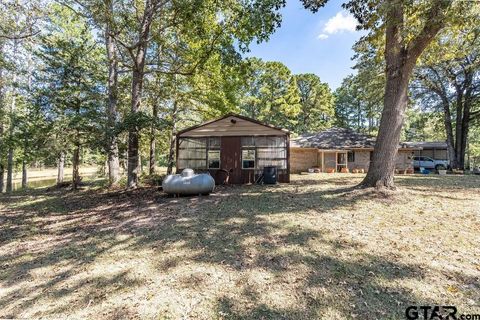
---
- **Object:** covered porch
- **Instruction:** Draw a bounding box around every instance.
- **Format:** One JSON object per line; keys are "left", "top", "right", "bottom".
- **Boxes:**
{"left": 318, "top": 149, "right": 349, "bottom": 173}
{"left": 290, "top": 147, "right": 348, "bottom": 173}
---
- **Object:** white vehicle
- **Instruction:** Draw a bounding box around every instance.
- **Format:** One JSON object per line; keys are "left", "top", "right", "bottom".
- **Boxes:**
{"left": 413, "top": 156, "right": 449, "bottom": 170}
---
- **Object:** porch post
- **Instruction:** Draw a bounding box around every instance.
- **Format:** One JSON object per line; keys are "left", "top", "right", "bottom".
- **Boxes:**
{"left": 335, "top": 152, "right": 338, "bottom": 172}
{"left": 321, "top": 152, "right": 325, "bottom": 172}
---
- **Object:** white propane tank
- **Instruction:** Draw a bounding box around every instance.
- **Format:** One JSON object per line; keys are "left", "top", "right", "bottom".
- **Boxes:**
{"left": 162, "top": 168, "right": 215, "bottom": 195}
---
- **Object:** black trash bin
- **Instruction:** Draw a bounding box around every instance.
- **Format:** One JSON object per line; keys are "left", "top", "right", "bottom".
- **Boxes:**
{"left": 263, "top": 166, "right": 278, "bottom": 184}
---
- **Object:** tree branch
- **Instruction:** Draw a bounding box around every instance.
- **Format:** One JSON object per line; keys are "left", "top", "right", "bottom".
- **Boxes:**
{"left": 405, "top": 0, "right": 451, "bottom": 68}
{"left": 0, "top": 29, "right": 40, "bottom": 40}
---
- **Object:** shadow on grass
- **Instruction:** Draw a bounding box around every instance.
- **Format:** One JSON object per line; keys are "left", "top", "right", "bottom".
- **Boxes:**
{"left": 394, "top": 174, "right": 480, "bottom": 189}
{"left": 0, "top": 176, "right": 477, "bottom": 318}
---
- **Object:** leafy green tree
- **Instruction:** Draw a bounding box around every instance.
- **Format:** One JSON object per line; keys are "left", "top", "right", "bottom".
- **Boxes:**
{"left": 294, "top": 73, "right": 334, "bottom": 133}
{"left": 334, "top": 71, "right": 382, "bottom": 134}
{"left": 411, "top": 21, "right": 480, "bottom": 169}
{"left": 302, "top": 0, "right": 471, "bottom": 188}
{"left": 0, "top": 42, "right": 6, "bottom": 192}
{"left": 0, "top": 0, "right": 46, "bottom": 192}
{"left": 130, "top": 12, "right": 248, "bottom": 176}
{"left": 334, "top": 75, "right": 366, "bottom": 132}
{"left": 99, "top": 0, "right": 288, "bottom": 188}
{"left": 35, "top": 4, "right": 105, "bottom": 190}
{"left": 240, "top": 59, "right": 301, "bottom": 131}
{"left": 14, "top": 95, "right": 50, "bottom": 188}
{"left": 402, "top": 107, "right": 445, "bottom": 142}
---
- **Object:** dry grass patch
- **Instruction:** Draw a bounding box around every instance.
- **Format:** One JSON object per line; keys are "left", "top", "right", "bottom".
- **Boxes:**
{"left": 0, "top": 173, "right": 479, "bottom": 319}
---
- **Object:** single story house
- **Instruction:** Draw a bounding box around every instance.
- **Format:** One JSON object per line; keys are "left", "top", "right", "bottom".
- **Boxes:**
{"left": 290, "top": 127, "right": 418, "bottom": 173}
{"left": 176, "top": 114, "right": 290, "bottom": 184}
{"left": 403, "top": 141, "right": 449, "bottom": 161}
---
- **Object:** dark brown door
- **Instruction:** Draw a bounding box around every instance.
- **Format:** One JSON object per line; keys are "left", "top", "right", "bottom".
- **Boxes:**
{"left": 221, "top": 137, "right": 241, "bottom": 184}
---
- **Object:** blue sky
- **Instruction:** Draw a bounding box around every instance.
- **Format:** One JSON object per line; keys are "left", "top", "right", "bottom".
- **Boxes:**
{"left": 244, "top": 0, "right": 364, "bottom": 90}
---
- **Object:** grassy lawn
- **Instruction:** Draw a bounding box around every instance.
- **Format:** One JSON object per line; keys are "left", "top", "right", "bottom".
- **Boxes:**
{"left": 0, "top": 174, "right": 479, "bottom": 319}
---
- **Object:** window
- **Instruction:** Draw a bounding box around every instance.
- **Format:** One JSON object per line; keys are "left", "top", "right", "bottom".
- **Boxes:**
{"left": 258, "top": 159, "right": 286, "bottom": 168}
{"left": 177, "top": 137, "right": 221, "bottom": 169}
{"left": 178, "top": 138, "right": 207, "bottom": 169}
{"left": 242, "top": 149, "right": 256, "bottom": 169}
{"left": 241, "top": 137, "right": 255, "bottom": 147}
{"left": 347, "top": 151, "right": 355, "bottom": 162}
{"left": 370, "top": 151, "right": 374, "bottom": 161}
{"left": 241, "top": 136, "right": 287, "bottom": 170}
{"left": 208, "top": 150, "right": 220, "bottom": 169}
{"left": 209, "top": 137, "right": 221, "bottom": 148}
{"left": 255, "top": 136, "right": 286, "bottom": 147}
{"left": 257, "top": 148, "right": 286, "bottom": 159}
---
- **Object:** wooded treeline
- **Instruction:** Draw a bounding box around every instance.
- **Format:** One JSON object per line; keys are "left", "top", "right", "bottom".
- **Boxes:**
{"left": 0, "top": 0, "right": 479, "bottom": 192}
{"left": 332, "top": 2, "right": 480, "bottom": 174}
{"left": 0, "top": 0, "right": 336, "bottom": 191}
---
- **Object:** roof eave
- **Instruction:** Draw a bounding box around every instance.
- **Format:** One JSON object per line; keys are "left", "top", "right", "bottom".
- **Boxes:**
{"left": 176, "top": 113, "right": 290, "bottom": 136}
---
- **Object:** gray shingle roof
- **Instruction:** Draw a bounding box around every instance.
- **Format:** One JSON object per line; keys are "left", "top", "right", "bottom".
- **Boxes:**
{"left": 291, "top": 127, "right": 376, "bottom": 149}
{"left": 402, "top": 141, "right": 447, "bottom": 149}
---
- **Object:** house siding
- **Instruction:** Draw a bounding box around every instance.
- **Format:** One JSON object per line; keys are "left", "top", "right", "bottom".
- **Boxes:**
{"left": 176, "top": 115, "right": 290, "bottom": 184}
{"left": 347, "top": 150, "right": 371, "bottom": 171}
{"left": 290, "top": 148, "right": 415, "bottom": 173}
{"left": 395, "top": 150, "right": 415, "bottom": 170}
{"left": 290, "top": 148, "right": 318, "bottom": 173}
{"left": 178, "top": 116, "right": 284, "bottom": 137}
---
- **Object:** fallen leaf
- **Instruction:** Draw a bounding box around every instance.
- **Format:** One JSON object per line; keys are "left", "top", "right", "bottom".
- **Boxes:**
{"left": 447, "top": 285, "right": 459, "bottom": 293}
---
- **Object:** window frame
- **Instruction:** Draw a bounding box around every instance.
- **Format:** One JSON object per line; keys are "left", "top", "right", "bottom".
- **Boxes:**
{"left": 241, "top": 149, "right": 256, "bottom": 169}
{"left": 240, "top": 136, "right": 287, "bottom": 170}
{"left": 177, "top": 137, "right": 221, "bottom": 170}
{"left": 347, "top": 151, "right": 355, "bottom": 163}
{"left": 207, "top": 150, "right": 221, "bottom": 169}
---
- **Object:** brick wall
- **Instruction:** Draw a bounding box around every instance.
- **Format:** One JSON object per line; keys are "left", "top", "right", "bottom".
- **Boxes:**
{"left": 290, "top": 148, "right": 318, "bottom": 173}
{"left": 291, "top": 148, "right": 414, "bottom": 173}
{"left": 347, "top": 150, "right": 370, "bottom": 171}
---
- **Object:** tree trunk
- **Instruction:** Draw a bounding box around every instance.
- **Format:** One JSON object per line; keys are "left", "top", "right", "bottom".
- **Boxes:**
{"left": 105, "top": 6, "right": 120, "bottom": 186}
{"left": 361, "top": 1, "right": 408, "bottom": 188}
{"left": 0, "top": 164, "right": 4, "bottom": 193}
{"left": 72, "top": 144, "right": 80, "bottom": 190}
{"left": 0, "top": 44, "right": 4, "bottom": 193}
{"left": 166, "top": 135, "right": 176, "bottom": 175}
{"left": 127, "top": 70, "right": 143, "bottom": 188}
{"left": 21, "top": 159, "right": 27, "bottom": 189}
{"left": 149, "top": 133, "right": 156, "bottom": 175}
{"left": 149, "top": 103, "right": 158, "bottom": 175}
{"left": 362, "top": 66, "right": 410, "bottom": 188}
{"left": 458, "top": 100, "right": 471, "bottom": 169}
{"left": 22, "top": 52, "right": 33, "bottom": 190}
{"left": 21, "top": 134, "right": 28, "bottom": 189}
{"left": 6, "top": 146, "right": 13, "bottom": 192}
{"left": 442, "top": 101, "right": 457, "bottom": 168}
{"left": 167, "top": 101, "right": 178, "bottom": 175}
{"left": 57, "top": 152, "right": 65, "bottom": 184}
{"left": 126, "top": 0, "right": 156, "bottom": 188}
{"left": 454, "top": 96, "right": 463, "bottom": 168}
{"left": 361, "top": 0, "right": 449, "bottom": 188}
{"left": 6, "top": 39, "right": 18, "bottom": 193}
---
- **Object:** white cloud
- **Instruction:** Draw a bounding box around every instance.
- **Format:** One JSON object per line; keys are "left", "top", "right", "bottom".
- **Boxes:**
{"left": 318, "top": 11, "right": 357, "bottom": 40}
